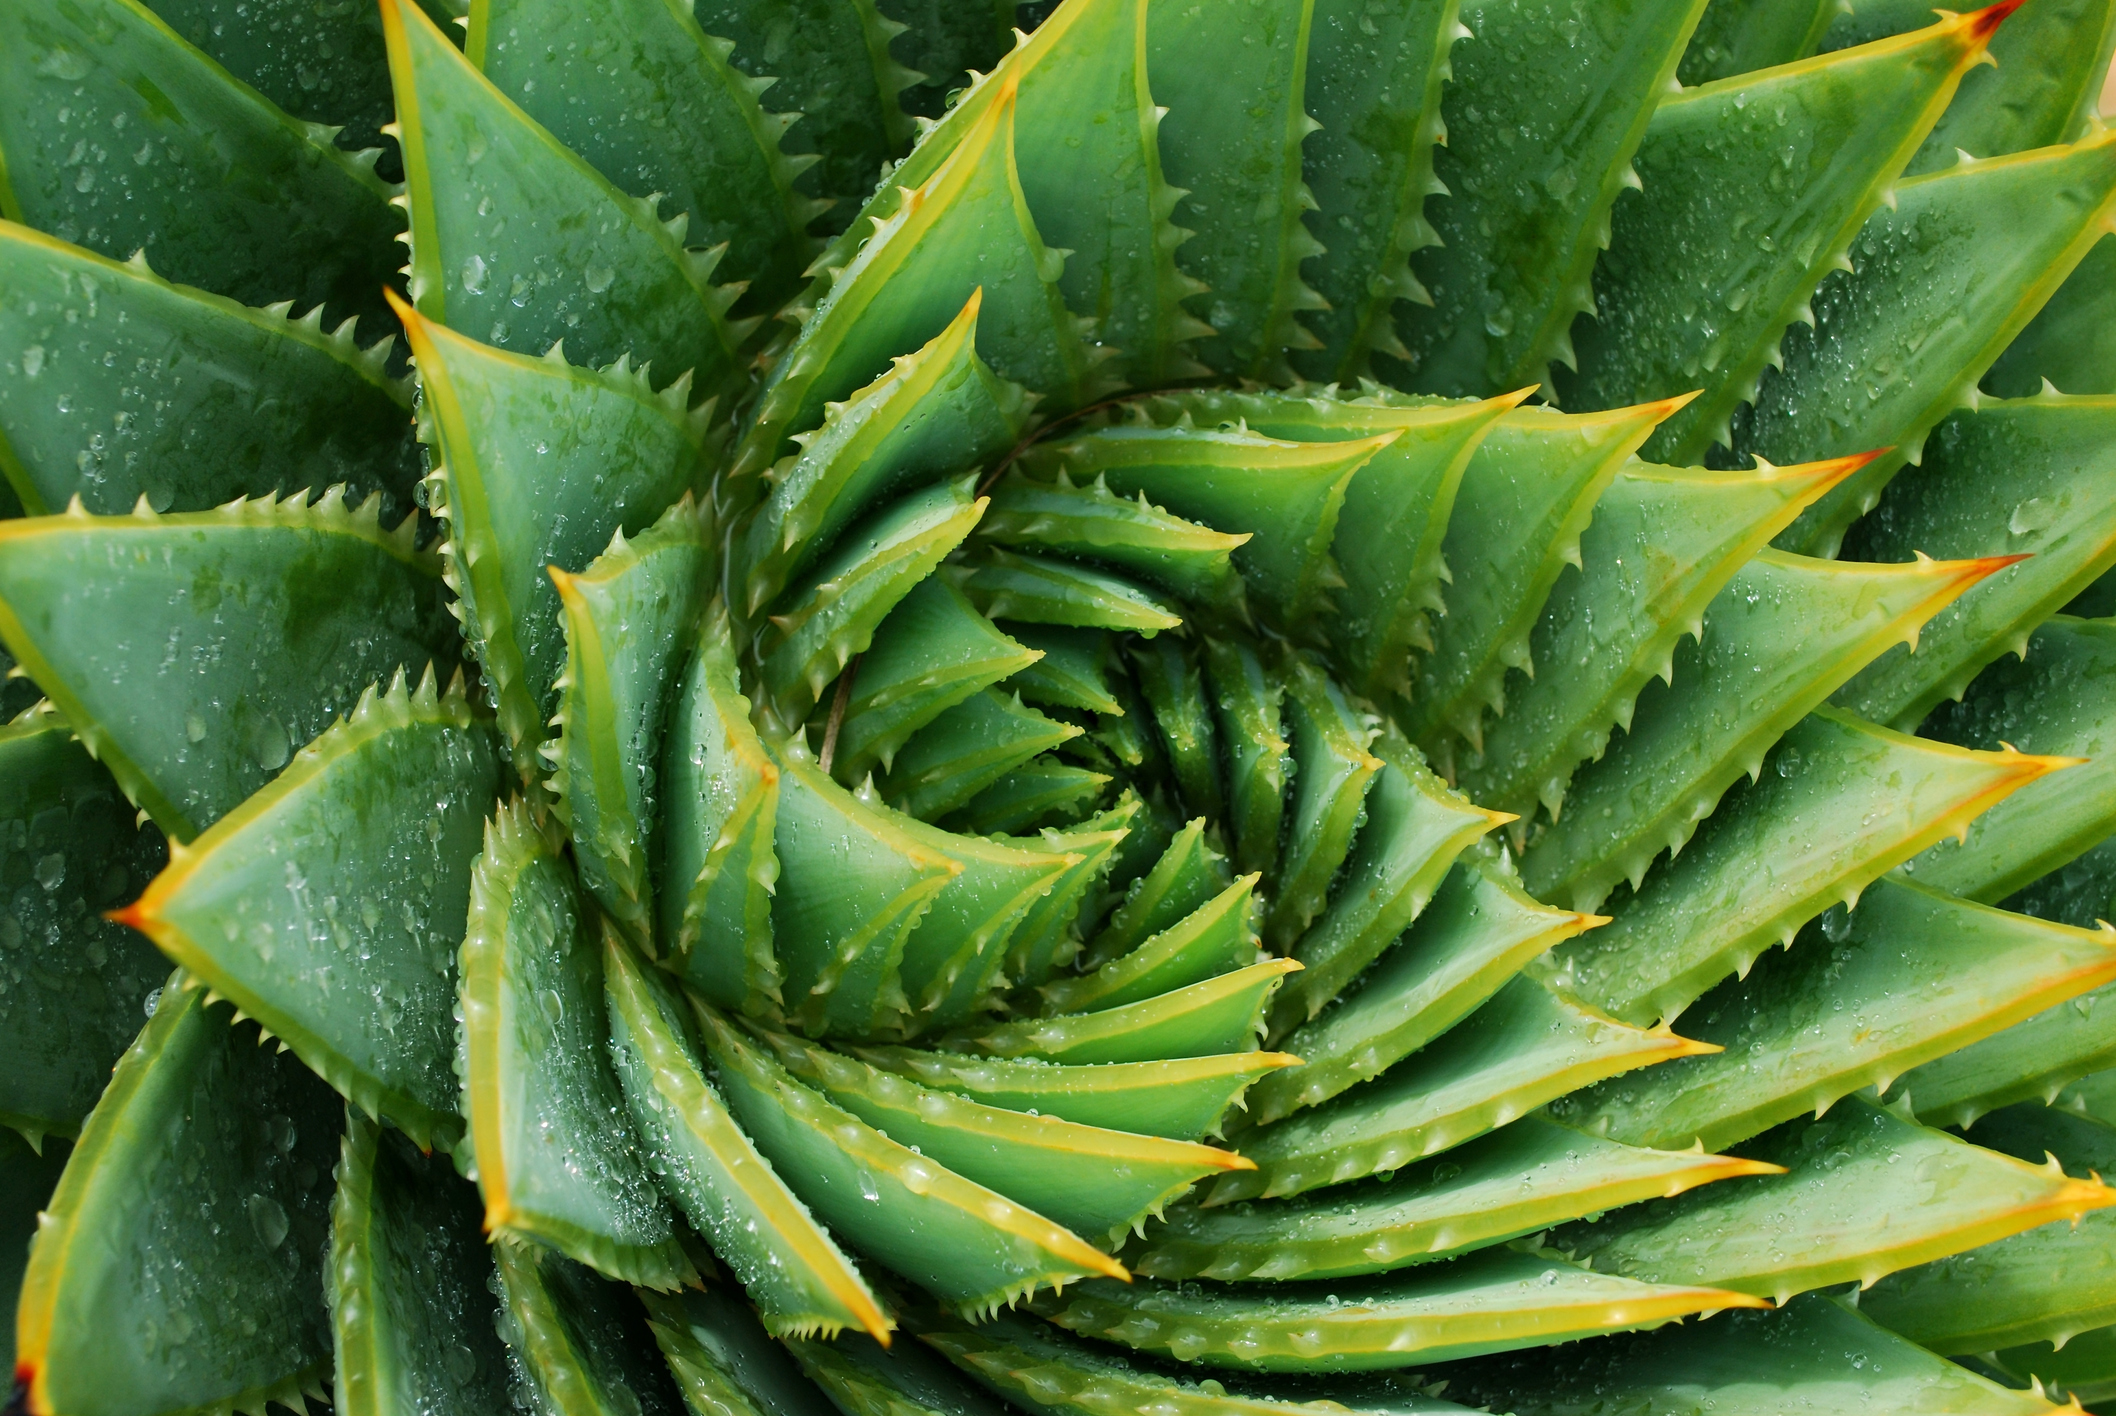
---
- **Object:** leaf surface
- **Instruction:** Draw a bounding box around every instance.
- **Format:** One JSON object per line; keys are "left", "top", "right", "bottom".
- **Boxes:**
{"left": 124, "top": 670, "right": 503, "bottom": 1152}
{"left": 0, "top": 705, "right": 167, "bottom": 1143}
{"left": 16, "top": 980, "right": 339, "bottom": 1416}
{"left": 0, "top": 222, "right": 415, "bottom": 519}
{"left": 1557, "top": 875, "right": 2116, "bottom": 1153}
{"left": 1034, "top": 1248, "right": 1764, "bottom": 1372}
{"left": 458, "top": 800, "right": 695, "bottom": 1290}
{"left": 329, "top": 1113, "right": 513, "bottom": 1416}
{"left": 385, "top": 0, "right": 752, "bottom": 393}
{"left": 1551, "top": 706, "right": 2063, "bottom": 1026}
{"left": 1835, "top": 395, "right": 2116, "bottom": 729}
{"left": 1210, "top": 975, "right": 1708, "bottom": 1204}
{"left": 1759, "top": 133, "right": 2116, "bottom": 556}
{"left": 0, "top": 494, "right": 453, "bottom": 840}
{"left": 545, "top": 498, "right": 711, "bottom": 937}
{"left": 0, "top": 0, "right": 402, "bottom": 325}
{"left": 1558, "top": 1096, "right": 2116, "bottom": 1302}
{"left": 401, "top": 299, "right": 708, "bottom": 772}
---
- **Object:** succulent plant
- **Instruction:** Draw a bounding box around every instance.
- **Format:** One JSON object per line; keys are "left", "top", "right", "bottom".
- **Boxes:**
{"left": 4, "top": 0, "right": 2116, "bottom": 1410}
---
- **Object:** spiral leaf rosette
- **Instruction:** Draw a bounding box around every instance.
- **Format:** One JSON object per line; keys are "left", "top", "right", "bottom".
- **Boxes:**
{"left": 5, "top": 0, "right": 2116, "bottom": 1410}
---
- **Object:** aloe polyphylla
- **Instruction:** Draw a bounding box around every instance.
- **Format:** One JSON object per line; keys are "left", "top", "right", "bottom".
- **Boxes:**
{"left": 2, "top": 0, "right": 2116, "bottom": 1408}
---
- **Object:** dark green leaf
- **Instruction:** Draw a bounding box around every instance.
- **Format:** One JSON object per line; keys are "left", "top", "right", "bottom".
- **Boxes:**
{"left": 15, "top": 979, "right": 339, "bottom": 1416}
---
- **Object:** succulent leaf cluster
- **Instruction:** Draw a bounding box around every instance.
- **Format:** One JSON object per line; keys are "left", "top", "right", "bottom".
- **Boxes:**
{"left": 2, "top": 0, "right": 2116, "bottom": 1412}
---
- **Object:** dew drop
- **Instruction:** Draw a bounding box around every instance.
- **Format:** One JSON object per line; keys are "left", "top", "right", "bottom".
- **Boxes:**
{"left": 247, "top": 1193, "right": 289, "bottom": 1251}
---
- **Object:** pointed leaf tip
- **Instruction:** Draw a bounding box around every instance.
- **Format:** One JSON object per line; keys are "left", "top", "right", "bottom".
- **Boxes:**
{"left": 1968, "top": 0, "right": 2027, "bottom": 42}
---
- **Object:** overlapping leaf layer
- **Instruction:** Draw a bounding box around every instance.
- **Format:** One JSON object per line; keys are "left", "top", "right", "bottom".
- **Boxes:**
{"left": 3, "top": 0, "right": 2115, "bottom": 1411}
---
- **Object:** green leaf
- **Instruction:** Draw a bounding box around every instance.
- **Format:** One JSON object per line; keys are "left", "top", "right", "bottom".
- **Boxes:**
{"left": 1435, "top": 1290, "right": 2065, "bottom": 1416}
{"left": 735, "top": 294, "right": 1028, "bottom": 621}
{"left": 1080, "top": 816, "right": 1230, "bottom": 971}
{"left": 1557, "top": 875, "right": 2116, "bottom": 1153}
{"left": 757, "top": 1025, "right": 1254, "bottom": 1244}
{"left": 1397, "top": 0, "right": 1705, "bottom": 398}
{"left": 329, "top": 1113, "right": 513, "bottom": 1416}
{"left": 0, "top": 705, "right": 167, "bottom": 1143}
{"left": 1267, "top": 657, "right": 1382, "bottom": 950}
{"left": 124, "top": 669, "right": 503, "bottom": 1152}
{"left": 1127, "top": 638, "right": 1224, "bottom": 823}
{"left": 0, "top": 1132, "right": 68, "bottom": 1378}
{"left": 760, "top": 478, "right": 986, "bottom": 724}
{"left": 691, "top": 0, "right": 917, "bottom": 232}
{"left": 845, "top": 1045, "right": 1297, "bottom": 1141}
{"left": 16, "top": 979, "right": 339, "bottom": 1416}
{"left": 1902, "top": 0, "right": 2116, "bottom": 174}
{"left": 1559, "top": 1096, "right": 2116, "bottom": 1302}
{"left": 1134, "top": 1115, "right": 1774, "bottom": 1282}
{"left": 458, "top": 800, "right": 696, "bottom": 1290}
{"left": 953, "top": 548, "right": 1184, "bottom": 635}
{"left": 881, "top": 690, "right": 1078, "bottom": 821}
{"left": 1836, "top": 395, "right": 2116, "bottom": 729}
{"left": 1147, "top": 0, "right": 1325, "bottom": 381}
{"left": 472, "top": 0, "right": 827, "bottom": 319}
{"left": 1267, "top": 744, "right": 1506, "bottom": 1040}
{"left": 0, "top": 221, "right": 416, "bottom": 519}
{"left": 1757, "top": 132, "right": 2116, "bottom": 557}
{"left": 545, "top": 497, "right": 712, "bottom": 937}
{"left": 1404, "top": 398, "right": 1677, "bottom": 759}
{"left": 1550, "top": 706, "right": 2064, "bottom": 1026}
{"left": 1081, "top": 668, "right": 1165, "bottom": 769}
{"left": 1677, "top": 0, "right": 1839, "bottom": 86}
{"left": 0, "top": 492, "right": 454, "bottom": 841}
{"left": 832, "top": 579, "right": 1037, "bottom": 784}
{"left": 602, "top": 935, "right": 888, "bottom": 1341}
{"left": 0, "top": 0, "right": 402, "bottom": 327}
{"left": 2010, "top": 835, "right": 2116, "bottom": 937}
{"left": 1153, "top": 389, "right": 1518, "bottom": 697}
{"left": 1989, "top": 1332, "right": 2116, "bottom": 1410}
{"left": 789, "top": 1329, "right": 1017, "bottom": 1416}
{"left": 988, "top": 0, "right": 1208, "bottom": 389}
{"left": 783, "top": 0, "right": 1198, "bottom": 385}
{"left": 402, "top": 300, "right": 709, "bottom": 775}
{"left": 1210, "top": 975, "right": 1710, "bottom": 1205}
{"left": 924, "top": 1307, "right": 1471, "bottom": 1416}
{"left": 1889, "top": 982, "right": 2116, "bottom": 1129}
{"left": 639, "top": 1286, "right": 843, "bottom": 1416}
{"left": 1562, "top": 10, "right": 2002, "bottom": 464}
{"left": 1008, "top": 626, "right": 1122, "bottom": 716}
{"left": 885, "top": 0, "right": 1016, "bottom": 122}
{"left": 979, "top": 473, "right": 1249, "bottom": 611}
{"left": 150, "top": 0, "right": 405, "bottom": 157}
{"left": 1458, "top": 454, "right": 1864, "bottom": 824}
{"left": 942, "top": 957, "right": 1302, "bottom": 1065}
{"left": 1522, "top": 547, "right": 2006, "bottom": 912}
{"left": 491, "top": 1234, "right": 692, "bottom": 1416}
{"left": 1035, "top": 1246, "right": 1766, "bottom": 1372}
{"left": 384, "top": 0, "right": 753, "bottom": 393}
{"left": 658, "top": 606, "right": 783, "bottom": 1015}
{"left": 1258, "top": 858, "right": 1598, "bottom": 1126}
{"left": 1984, "top": 233, "right": 2116, "bottom": 398}
{"left": 693, "top": 1001, "right": 1128, "bottom": 1315}
{"left": 770, "top": 745, "right": 954, "bottom": 1035}
{"left": 1025, "top": 423, "right": 1395, "bottom": 629}
{"left": 1905, "top": 616, "right": 2116, "bottom": 906}
{"left": 1293, "top": 0, "right": 1461, "bottom": 382}
{"left": 953, "top": 760, "right": 1111, "bottom": 836}
{"left": 735, "top": 83, "right": 1104, "bottom": 477}
{"left": 1197, "top": 638, "right": 1290, "bottom": 884}
{"left": 1002, "top": 802, "right": 1138, "bottom": 984}
{"left": 1863, "top": 1105, "right": 2116, "bottom": 1355}
{"left": 1042, "top": 875, "right": 1260, "bottom": 1016}
{"left": 890, "top": 815, "right": 1078, "bottom": 1031}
